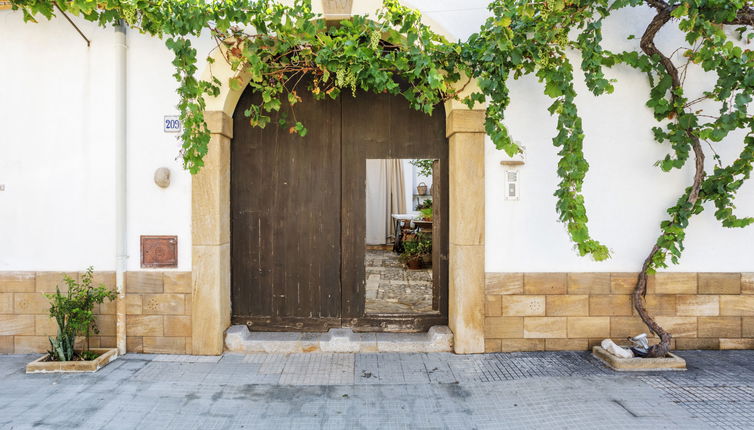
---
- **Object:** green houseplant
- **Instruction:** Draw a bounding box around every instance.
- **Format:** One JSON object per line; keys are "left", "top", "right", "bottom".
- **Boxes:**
{"left": 400, "top": 233, "right": 432, "bottom": 269}
{"left": 45, "top": 267, "right": 116, "bottom": 361}
{"left": 399, "top": 239, "right": 424, "bottom": 270}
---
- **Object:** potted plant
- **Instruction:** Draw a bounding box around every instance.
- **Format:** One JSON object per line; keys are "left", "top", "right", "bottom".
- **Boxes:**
{"left": 414, "top": 201, "right": 433, "bottom": 230}
{"left": 416, "top": 233, "right": 433, "bottom": 267}
{"left": 26, "top": 267, "right": 119, "bottom": 373}
{"left": 399, "top": 240, "right": 424, "bottom": 270}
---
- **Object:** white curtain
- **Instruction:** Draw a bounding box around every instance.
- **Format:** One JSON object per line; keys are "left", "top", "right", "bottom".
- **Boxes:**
{"left": 365, "top": 159, "right": 407, "bottom": 245}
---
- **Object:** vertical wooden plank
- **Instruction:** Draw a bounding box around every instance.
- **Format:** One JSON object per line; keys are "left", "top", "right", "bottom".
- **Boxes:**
{"left": 231, "top": 79, "right": 341, "bottom": 330}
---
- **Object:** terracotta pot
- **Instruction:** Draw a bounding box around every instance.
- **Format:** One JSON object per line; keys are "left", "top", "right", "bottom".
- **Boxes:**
{"left": 406, "top": 257, "right": 423, "bottom": 270}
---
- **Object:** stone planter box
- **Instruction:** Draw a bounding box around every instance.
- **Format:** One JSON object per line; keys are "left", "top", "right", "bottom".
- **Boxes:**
{"left": 26, "top": 348, "right": 119, "bottom": 374}
{"left": 592, "top": 346, "right": 686, "bottom": 371}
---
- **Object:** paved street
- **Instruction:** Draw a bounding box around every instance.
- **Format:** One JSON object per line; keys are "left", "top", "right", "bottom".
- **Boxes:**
{"left": 1, "top": 350, "right": 754, "bottom": 429}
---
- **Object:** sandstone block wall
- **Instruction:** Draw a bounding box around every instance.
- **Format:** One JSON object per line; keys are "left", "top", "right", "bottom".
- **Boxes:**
{"left": 484, "top": 272, "right": 754, "bottom": 352}
{"left": 0, "top": 271, "right": 193, "bottom": 355}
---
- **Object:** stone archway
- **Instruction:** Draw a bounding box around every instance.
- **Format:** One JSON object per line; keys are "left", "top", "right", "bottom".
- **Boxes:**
{"left": 190, "top": 3, "right": 487, "bottom": 355}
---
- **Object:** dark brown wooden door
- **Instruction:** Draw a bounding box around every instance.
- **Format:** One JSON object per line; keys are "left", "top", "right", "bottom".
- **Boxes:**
{"left": 231, "top": 86, "right": 342, "bottom": 331}
{"left": 231, "top": 84, "right": 448, "bottom": 332}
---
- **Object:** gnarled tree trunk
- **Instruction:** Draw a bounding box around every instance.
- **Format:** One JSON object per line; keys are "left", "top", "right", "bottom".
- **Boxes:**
{"left": 634, "top": 1, "right": 707, "bottom": 358}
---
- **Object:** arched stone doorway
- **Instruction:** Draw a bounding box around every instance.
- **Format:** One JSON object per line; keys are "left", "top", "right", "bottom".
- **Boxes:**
{"left": 189, "top": 2, "right": 487, "bottom": 355}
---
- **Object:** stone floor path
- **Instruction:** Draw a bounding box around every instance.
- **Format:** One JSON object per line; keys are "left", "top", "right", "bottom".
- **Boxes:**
{"left": 365, "top": 249, "right": 434, "bottom": 314}
{"left": 2, "top": 350, "right": 754, "bottom": 429}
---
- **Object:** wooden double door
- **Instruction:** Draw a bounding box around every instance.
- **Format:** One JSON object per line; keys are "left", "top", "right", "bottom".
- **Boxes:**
{"left": 231, "top": 84, "right": 448, "bottom": 332}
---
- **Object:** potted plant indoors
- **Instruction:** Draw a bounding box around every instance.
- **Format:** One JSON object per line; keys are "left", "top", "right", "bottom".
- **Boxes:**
{"left": 417, "top": 233, "right": 432, "bottom": 267}
{"left": 26, "top": 267, "right": 118, "bottom": 373}
{"left": 399, "top": 239, "right": 424, "bottom": 270}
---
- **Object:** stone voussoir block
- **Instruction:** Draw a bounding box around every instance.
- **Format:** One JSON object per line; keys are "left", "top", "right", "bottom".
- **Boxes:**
{"left": 485, "top": 273, "right": 523, "bottom": 295}
{"left": 502, "top": 295, "right": 545, "bottom": 316}
{"left": 524, "top": 273, "right": 567, "bottom": 295}
{"left": 568, "top": 273, "right": 610, "bottom": 295}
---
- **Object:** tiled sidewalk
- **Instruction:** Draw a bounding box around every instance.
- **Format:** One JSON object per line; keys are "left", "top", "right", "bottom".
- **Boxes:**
{"left": 1, "top": 351, "right": 754, "bottom": 429}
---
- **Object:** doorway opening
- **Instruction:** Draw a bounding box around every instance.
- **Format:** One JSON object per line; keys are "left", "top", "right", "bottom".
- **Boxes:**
{"left": 364, "top": 158, "right": 440, "bottom": 316}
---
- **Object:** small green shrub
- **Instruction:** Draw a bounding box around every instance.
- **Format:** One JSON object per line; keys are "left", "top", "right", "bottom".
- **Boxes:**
{"left": 45, "top": 267, "right": 116, "bottom": 361}
{"left": 399, "top": 233, "right": 432, "bottom": 262}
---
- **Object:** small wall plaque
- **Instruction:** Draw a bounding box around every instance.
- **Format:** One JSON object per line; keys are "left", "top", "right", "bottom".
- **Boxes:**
{"left": 141, "top": 235, "right": 178, "bottom": 268}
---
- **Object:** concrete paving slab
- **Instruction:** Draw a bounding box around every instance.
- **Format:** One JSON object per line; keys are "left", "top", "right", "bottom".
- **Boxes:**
{"left": 2, "top": 351, "right": 754, "bottom": 428}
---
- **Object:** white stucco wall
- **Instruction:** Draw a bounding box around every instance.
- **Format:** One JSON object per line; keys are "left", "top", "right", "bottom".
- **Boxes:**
{"left": 0, "top": 15, "right": 119, "bottom": 271}
{"left": 485, "top": 6, "right": 754, "bottom": 272}
{"left": 0, "top": 2, "right": 752, "bottom": 273}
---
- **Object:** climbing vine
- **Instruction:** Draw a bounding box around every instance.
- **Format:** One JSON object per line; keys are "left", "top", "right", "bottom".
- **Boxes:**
{"left": 10, "top": 0, "right": 754, "bottom": 356}
{"left": 11, "top": 0, "right": 464, "bottom": 172}
{"left": 465, "top": 0, "right": 754, "bottom": 356}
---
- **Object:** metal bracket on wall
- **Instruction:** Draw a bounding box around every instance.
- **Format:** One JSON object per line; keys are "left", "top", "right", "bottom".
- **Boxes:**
{"left": 54, "top": 3, "right": 91, "bottom": 47}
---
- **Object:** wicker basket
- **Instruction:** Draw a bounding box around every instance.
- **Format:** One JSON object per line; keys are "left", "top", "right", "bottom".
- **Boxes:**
{"left": 417, "top": 182, "right": 428, "bottom": 195}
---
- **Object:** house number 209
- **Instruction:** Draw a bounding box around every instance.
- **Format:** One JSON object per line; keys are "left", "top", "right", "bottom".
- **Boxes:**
{"left": 164, "top": 115, "right": 182, "bottom": 133}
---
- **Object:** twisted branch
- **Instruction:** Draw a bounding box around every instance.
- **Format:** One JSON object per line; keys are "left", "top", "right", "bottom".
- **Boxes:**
{"left": 633, "top": 4, "right": 707, "bottom": 358}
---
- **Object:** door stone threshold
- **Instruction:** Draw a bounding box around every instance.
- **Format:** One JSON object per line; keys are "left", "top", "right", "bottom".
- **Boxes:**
{"left": 225, "top": 325, "right": 453, "bottom": 353}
